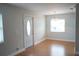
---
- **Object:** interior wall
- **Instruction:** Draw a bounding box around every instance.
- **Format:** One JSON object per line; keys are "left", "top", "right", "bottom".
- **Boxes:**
{"left": 0, "top": 4, "right": 33, "bottom": 56}
{"left": 45, "top": 13, "right": 76, "bottom": 41}
{"left": 0, "top": 4, "right": 46, "bottom": 56}
{"left": 76, "top": 4, "right": 79, "bottom": 54}
{"left": 34, "top": 15, "right": 45, "bottom": 44}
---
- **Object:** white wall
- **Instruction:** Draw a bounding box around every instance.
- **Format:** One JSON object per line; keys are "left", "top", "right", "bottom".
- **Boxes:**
{"left": 34, "top": 15, "right": 45, "bottom": 44}
{"left": 0, "top": 4, "right": 46, "bottom": 56}
{"left": 45, "top": 13, "right": 76, "bottom": 42}
{"left": 0, "top": 4, "right": 33, "bottom": 56}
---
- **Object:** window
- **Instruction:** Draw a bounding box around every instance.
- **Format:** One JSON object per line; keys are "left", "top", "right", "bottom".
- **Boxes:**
{"left": 50, "top": 19, "right": 65, "bottom": 32}
{"left": 0, "top": 14, "right": 4, "bottom": 43}
{"left": 27, "top": 20, "right": 31, "bottom": 36}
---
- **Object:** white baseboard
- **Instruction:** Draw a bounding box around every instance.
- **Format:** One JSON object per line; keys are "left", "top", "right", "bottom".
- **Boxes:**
{"left": 8, "top": 37, "right": 75, "bottom": 56}
{"left": 46, "top": 37, "right": 75, "bottom": 42}
{"left": 9, "top": 37, "right": 46, "bottom": 56}
{"left": 34, "top": 38, "right": 46, "bottom": 45}
{"left": 9, "top": 48, "right": 26, "bottom": 56}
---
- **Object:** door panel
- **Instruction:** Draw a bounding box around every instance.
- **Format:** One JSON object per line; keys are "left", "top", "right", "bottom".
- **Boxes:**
{"left": 24, "top": 16, "right": 33, "bottom": 48}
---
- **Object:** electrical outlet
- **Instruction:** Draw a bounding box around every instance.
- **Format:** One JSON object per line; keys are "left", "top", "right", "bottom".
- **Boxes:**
{"left": 16, "top": 48, "right": 19, "bottom": 51}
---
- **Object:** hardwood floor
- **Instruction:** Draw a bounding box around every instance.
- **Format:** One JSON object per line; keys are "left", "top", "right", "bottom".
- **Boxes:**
{"left": 16, "top": 39, "right": 75, "bottom": 56}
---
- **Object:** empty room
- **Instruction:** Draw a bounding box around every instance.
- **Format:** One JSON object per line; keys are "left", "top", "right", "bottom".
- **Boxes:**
{"left": 0, "top": 3, "right": 79, "bottom": 56}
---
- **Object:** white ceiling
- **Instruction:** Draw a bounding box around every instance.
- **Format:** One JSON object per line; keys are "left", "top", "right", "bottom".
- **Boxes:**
{"left": 10, "top": 3, "right": 76, "bottom": 15}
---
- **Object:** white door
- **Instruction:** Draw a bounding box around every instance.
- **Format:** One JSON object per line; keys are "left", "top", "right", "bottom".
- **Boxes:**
{"left": 24, "top": 16, "right": 33, "bottom": 48}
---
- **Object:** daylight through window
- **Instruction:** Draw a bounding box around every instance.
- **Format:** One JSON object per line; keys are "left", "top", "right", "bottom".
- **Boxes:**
{"left": 0, "top": 14, "right": 4, "bottom": 43}
{"left": 50, "top": 19, "right": 65, "bottom": 32}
